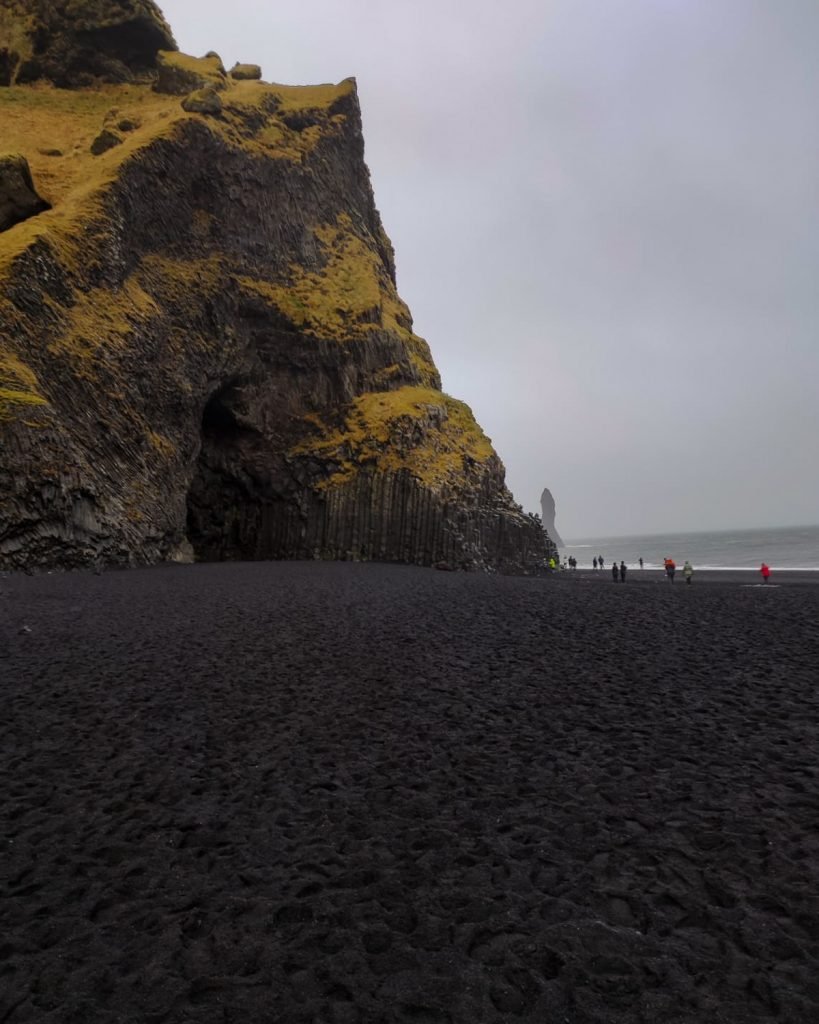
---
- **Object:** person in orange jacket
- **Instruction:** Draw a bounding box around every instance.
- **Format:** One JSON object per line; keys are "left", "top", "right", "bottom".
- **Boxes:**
{"left": 664, "top": 557, "right": 676, "bottom": 583}
{"left": 760, "top": 562, "right": 771, "bottom": 583}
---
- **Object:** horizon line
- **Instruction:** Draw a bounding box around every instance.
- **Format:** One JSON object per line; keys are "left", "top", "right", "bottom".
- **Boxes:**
{"left": 560, "top": 523, "right": 819, "bottom": 544}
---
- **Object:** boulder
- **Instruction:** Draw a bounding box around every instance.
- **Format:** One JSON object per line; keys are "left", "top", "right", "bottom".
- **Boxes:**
{"left": 90, "top": 128, "right": 124, "bottom": 155}
{"left": 230, "top": 63, "right": 262, "bottom": 81}
{"left": 154, "top": 51, "right": 227, "bottom": 96}
{"left": 0, "top": 154, "right": 50, "bottom": 233}
{"left": 181, "top": 87, "right": 223, "bottom": 116}
{"left": 204, "top": 52, "right": 227, "bottom": 74}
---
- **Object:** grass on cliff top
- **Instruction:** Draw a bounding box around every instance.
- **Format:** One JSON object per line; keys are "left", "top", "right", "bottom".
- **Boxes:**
{"left": 0, "top": 83, "right": 181, "bottom": 208}
{"left": 294, "top": 385, "right": 495, "bottom": 490}
{"left": 0, "top": 73, "right": 355, "bottom": 271}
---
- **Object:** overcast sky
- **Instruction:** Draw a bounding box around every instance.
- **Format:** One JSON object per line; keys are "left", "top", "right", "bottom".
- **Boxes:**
{"left": 161, "top": 0, "right": 819, "bottom": 538}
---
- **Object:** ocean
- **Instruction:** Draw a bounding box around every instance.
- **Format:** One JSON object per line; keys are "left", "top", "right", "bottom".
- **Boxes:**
{"left": 560, "top": 524, "right": 819, "bottom": 571}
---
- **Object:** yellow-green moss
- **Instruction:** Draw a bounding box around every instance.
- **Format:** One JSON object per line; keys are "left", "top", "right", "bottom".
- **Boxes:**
{"left": 49, "top": 276, "right": 159, "bottom": 362}
{"left": 0, "top": 352, "right": 48, "bottom": 422}
{"left": 0, "top": 6, "right": 36, "bottom": 70}
{"left": 240, "top": 215, "right": 380, "bottom": 335}
{"left": 293, "top": 385, "right": 494, "bottom": 489}
{"left": 0, "top": 72, "right": 355, "bottom": 253}
{"left": 0, "top": 83, "right": 180, "bottom": 212}
{"left": 147, "top": 430, "right": 175, "bottom": 458}
{"left": 156, "top": 50, "right": 225, "bottom": 84}
{"left": 237, "top": 214, "right": 438, "bottom": 384}
{"left": 0, "top": 75, "right": 355, "bottom": 276}
{"left": 274, "top": 79, "right": 355, "bottom": 112}
{"left": 137, "top": 253, "right": 225, "bottom": 310}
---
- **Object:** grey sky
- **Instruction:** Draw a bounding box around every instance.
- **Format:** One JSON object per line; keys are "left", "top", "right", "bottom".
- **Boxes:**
{"left": 161, "top": 0, "right": 819, "bottom": 537}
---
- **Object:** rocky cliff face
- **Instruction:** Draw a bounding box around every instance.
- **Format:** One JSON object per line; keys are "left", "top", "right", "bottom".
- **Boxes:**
{"left": 0, "top": 2, "right": 554, "bottom": 573}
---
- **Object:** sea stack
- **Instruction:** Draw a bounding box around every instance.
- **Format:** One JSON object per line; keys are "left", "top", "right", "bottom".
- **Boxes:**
{"left": 0, "top": 1, "right": 550, "bottom": 572}
{"left": 540, "top": 487, "right": 564, "bottom": 548}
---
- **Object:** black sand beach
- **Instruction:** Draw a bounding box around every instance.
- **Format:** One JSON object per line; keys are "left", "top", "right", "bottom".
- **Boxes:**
{"left": 2, "top": 562, "right": 819, "bottom": 1023}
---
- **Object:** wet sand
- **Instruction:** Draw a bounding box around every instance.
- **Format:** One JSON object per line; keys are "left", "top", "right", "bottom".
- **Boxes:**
{"left": 2, "top": 561, "right": 819, "bottom": 1023}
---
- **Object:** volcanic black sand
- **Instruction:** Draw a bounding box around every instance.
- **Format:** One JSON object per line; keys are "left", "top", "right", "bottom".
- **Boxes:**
{"left": 2, "top": 563, "right": 819, "bottom": 1023}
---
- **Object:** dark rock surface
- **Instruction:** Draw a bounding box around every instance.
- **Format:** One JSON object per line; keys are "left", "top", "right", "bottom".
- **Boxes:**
{"left": 1, "top": 562, "right": 818, "bottom": 1023}
{"left": 0, "top": 153, "right": 50, "bottom": 231}
{"left": 0, "top": 0, "right": 176, "bottom": 87}
{"left": 539, "top": 486, "right": 564, "bottom": 548}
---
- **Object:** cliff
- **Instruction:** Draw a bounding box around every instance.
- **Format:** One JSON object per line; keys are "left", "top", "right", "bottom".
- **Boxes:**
{"left": 0, "top": 1, "right": 554, "bottom": 572}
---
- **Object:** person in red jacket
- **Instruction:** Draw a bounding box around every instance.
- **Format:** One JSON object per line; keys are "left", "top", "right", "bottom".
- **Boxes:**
{"left": 760, "top": 562, "right": 771, "bottom": 583}
{"left": 664, "top": 557, "right": 676, "bottom": 583}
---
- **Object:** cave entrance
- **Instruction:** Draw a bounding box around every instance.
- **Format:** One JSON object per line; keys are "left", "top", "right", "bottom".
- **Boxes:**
{"left": 186, "top": 382, "right": 270, "bottom": 561}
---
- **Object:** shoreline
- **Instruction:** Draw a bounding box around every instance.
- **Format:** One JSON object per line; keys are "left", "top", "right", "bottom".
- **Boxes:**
{"left": 553, "top": 567, "right": 819, "bottom": 585}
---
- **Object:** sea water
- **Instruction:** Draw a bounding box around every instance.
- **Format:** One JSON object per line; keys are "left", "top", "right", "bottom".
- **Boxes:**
{"left": 560, "top": 524, "right": 819, "bottom": 571}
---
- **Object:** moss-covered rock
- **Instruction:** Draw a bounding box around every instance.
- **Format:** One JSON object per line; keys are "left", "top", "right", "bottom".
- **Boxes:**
{"left": 181, "top": 86, "right": 223, "bottom": 116}
{"left": 0, "top": 154, "right": 50, "bottom": 232}
{"left": 230, "top": 63, "right": 262, "bottom": 81}
{"left": 90, "top": 127, "right": 124, "bottom": 154}
{"left": 0, "top": 0, "right": 176, "bottom": 87}
{"left": 154, "top": 51, "right": 226, "bottom": 96}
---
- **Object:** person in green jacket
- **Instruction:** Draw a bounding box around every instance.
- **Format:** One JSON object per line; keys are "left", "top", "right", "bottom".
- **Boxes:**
{"left": 683, "top": 560, "right": 693, "bottom": 584}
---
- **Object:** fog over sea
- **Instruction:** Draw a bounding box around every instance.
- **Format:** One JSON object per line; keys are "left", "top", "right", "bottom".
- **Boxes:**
{"left": 560, "top": 524, "right": 819, "bottom": 571}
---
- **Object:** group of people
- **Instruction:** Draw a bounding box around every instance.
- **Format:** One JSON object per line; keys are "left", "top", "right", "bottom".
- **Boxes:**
{"left": 548, "top": 553, "right": 774, "bottom": 583}
{"left": 664, "top": 559, "right": 772, "bottom": 583}
{"left": 663, "top": 557, "right": 693, "bottom": 583}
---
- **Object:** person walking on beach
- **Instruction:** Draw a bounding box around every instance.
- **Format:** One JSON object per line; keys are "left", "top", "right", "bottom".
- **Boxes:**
{"left": 665, "top": 557, "right": 676, "bottom": 583}
{"left": 612, "top": 561, "right": 619, "bottom": 582}
{"left": 593, "top": 557, "right": 598, "bottom": 570}
{"left": 683, "top": 560, "right": 693, "bottom": 584}
{"left": 760, "top": 562, "right": 771, "bottom": 583}
{"left": 599, "top": 556, "right": 605, "bottom": 570}
{"left": 639, "top": 557, "right": 644, "bottom": 569}
{"left": 620, "top": 560, "right": 627, "bottom": 581}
